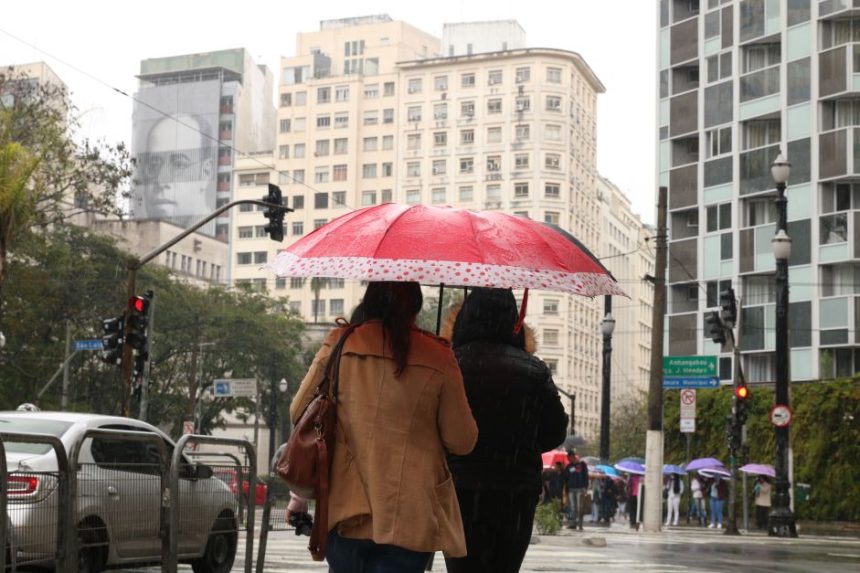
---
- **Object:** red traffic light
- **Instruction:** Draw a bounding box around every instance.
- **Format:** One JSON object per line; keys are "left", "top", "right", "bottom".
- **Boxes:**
{"left": 735, "top": 385, "right": 750, "bottom": 400}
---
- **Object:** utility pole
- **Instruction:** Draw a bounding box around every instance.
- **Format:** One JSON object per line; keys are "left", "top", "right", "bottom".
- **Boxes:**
{"left": 643, "top": 186, "right": 667, "bottom": 532}
{"left": 139, "top": 297, "right": 154, "bottom": 422}
{"left": 268, "top": 362, "right": 277, "bottom": 472}
{"left": 62, "top": 320, "right": 71, "bottom": 409}
{"left": 599, "top": 296, "right": 615, "bottom": 461}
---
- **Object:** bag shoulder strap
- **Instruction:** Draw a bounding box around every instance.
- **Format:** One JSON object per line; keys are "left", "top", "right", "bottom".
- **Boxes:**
{"left": 321, "top": 324, "right": 358, "bottom": 402}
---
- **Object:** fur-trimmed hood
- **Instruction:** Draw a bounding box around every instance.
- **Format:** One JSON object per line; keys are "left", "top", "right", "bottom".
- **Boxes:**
{"left": 439, "top": 302, "right": 537, "bottom": 355}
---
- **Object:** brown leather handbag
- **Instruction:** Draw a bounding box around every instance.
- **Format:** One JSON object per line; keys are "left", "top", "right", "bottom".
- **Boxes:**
{"left": 276, "top": 324, "right": 355, "bottom": 561}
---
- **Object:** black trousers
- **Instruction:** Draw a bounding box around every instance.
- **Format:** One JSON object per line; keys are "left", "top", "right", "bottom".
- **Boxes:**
{"left": 444, "top": 489, "right": 538, "bottom": 573}
{"left": 755, "top": 505, "right": 770, "bottom": 530}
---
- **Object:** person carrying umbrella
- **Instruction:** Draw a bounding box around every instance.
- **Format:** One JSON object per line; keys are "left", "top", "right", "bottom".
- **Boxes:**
{"left": 664, "top": 474, "right": 684, "bottom": 527}
{"left": 288, "top": 281, "right": 478, "bottom": 571}
{"left": 562, "top": 451, "right": 590, "bottom": 531}
{"left": 442, "top": 288, "right": 567, "bottom": 573}
{"left": 753, "top": 475, "right": 772, "bottom": 530}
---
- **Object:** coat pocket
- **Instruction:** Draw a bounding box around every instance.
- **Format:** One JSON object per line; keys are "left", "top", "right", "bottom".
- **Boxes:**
{"left": 432, "top": 477, "right": 467, "bottom": 557}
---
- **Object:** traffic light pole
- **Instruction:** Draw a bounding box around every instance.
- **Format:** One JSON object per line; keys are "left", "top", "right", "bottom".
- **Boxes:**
{"left": 725, "top": 327, "right": 741, "bottom": 536}
{"left": 119, "top": 198, "right": 292, "bottom": 417}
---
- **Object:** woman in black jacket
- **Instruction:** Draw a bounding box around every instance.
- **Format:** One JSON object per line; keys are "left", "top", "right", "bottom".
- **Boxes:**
{"left": 443, "top": 288, "right": 568, "bottom": 573}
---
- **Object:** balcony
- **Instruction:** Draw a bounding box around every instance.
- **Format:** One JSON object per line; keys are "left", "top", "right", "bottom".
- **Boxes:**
{"left": 819, "top": 128, "right": 860, "bottom": 180}
{"left": 739, "top": 144, "right": 780, "bottom": 196}
{"left": 819, "top": 0, "right": 860, "bottom": 19}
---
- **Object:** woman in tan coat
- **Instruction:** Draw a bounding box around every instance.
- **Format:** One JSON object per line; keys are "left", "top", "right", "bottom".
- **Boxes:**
{"left": 289, "top": 281, "right": 478, "bottom": 572}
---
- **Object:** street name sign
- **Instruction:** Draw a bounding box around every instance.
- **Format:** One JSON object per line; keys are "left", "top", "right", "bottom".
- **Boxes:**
{"left": 74, "top": 339, "right": 104, "bottom": 351}
{"left": 680, "top": 418, "right": 696, "bottom": 433}
{"left": 212, "top": 378, "right": 256, "bottom": 398}
{"left": 663, "top": 356, "right": 719, "bottom": 388}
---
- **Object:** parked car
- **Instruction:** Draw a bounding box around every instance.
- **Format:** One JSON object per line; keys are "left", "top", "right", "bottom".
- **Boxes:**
{"left": 212, "top": 467, "right": 267, "bottom": 507}
{"left": 0, "top": 411, "right": 239, "bottom": 573}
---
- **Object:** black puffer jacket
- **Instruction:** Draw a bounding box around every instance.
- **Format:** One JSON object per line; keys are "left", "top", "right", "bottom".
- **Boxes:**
{"left": 444, "top": 288, "right": 568, "bottom": 493}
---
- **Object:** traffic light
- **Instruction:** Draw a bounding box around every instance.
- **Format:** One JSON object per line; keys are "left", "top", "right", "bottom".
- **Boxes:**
{"left": 735, "top": 382, "right": 751, "bottom": 425}
{"left": 100, "top": 316, "right": 124, "bottom": 365}
{"left": 720, "top": 288, "right": 737, "bottom": 327}
{"left": 133, "top": 351, "right": 149, "bottom": 379}
{"left": 262, "top": 183, "right": 285, "bottom": 242}
{"left": 704, "top": 310, "right": 726, "bottom": 345}
{"left": 127, "top": 290, "right": 153, "bottom": 351}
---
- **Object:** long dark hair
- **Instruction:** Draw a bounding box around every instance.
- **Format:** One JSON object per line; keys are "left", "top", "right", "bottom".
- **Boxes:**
{"left": 360, "top": 281, "right": 423, "bottom": 376}
{"left": 672, "top": 474, "right": 680, "bottom": 494}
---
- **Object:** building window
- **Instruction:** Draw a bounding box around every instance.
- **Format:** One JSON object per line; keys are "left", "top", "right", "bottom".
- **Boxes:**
{"left": 706, "top": 126, "right": 732, "bottom": 158}
{"left": 294, "top": 143, "right": 306, "bottom": 158}
{"left": 515, "top": 96, "right": 531, "bottom": 112}
{"left": 487, "top": 98, "right": 502, "bottom": 114}
{"left": 407, "top": 161, "right": 421, "bottom": 177}
{"left": 295, "top": 91, "right": 307, "bottom": 105}
{"left": 334, "top": 113, "right": 349, "bottom": 128}
{"left": 544, "top": 211, "right": 560, "bottom": 225}
{"left": 383, "top": 108, "right": 394, "bottom": 123}
{"left": 432, "top": 160, "right": 446, "bottom": 175}
{"left": 488, "top": 70, "right": 502, "bottom": 85}
{"left": 461, "top": 73, "right": 476, "bottom": 88}
{"left": 333, "top": 164, "right": 347, "bottom": 181}
{"left": 435, "top": 75, "right": 448, "bottom": 90}
{"left": 382, "top": 162, "right": 393, "bottom": 176}
{"left": 459, "top": 185, "right": 474, "bottom": 201}
{"left": 253, "top": 251, "right": 268, "bottom": 264}
{"left": 547, "top": 67, "right": 562, "bottom": 83}
{"left": 363, "top": 164, "right": 377, "bottom": 178}
{"left": 544, "top": 299, "right": 559, "bottom": 315}
{"left": 381, "top": 189, "right": 393, "bottom": 202}
{"left": 486, "top": 155, "right": 501, "bottom": 172}
{"left": 515, "top": 153, "right": 529, "bottom": 169}
{"left": 314, "top": 167, "right": 329, "bottom": 183}
{"left": 487, "top": 184, "right": 502, "bottom": 200}
{"left": 407, "top": 133, "right": 422, "bottom": 150}
{"left": 237, "top": 252, "right": 252, "bottom": 265}
{"left": 545, "top": 154, "right": 561, "bottom": 169}
{"left": 432, "top": 188, "right": 446, "bottom": 204}
{"left": 279, "top": 119, "right": 291, "bottom": 133}
{"left": 334, "top": 138, "right": 348, "bottom": 154}
{"left": 487, "top": 127, "right": 502, "bottom": 143}
{"left": 461, "top": 101, "right": 475, "bottom": 117}
{"left": 293, "top": 169, "right": 305, "bottom": 183}
{"left": 408, "top": 78, "right": 423, "bottom": 94}
{"left": 461, "top": 129, "right": 474, "bottom": 144}
{"left": 382, "top": 135, "right": 394, "bottom": 150}
{"left": 514, "top": 182, "right": 529, "bottom": 198}
{"left": 434, "top": 131, "right": 448, "bottom": 146}
{"left": 406, "top": 189, "right": 421, "bottom": 204}
{"left": 545, "top": 183, "right": 561, "bottom": 198}
{"left": 314, "top": 192, "right": 329, "bottom": 209}
{"left": 545, "top": 124, "right": 562, "bottom": 141}
{"left": 292, "top": 195, "right": 304, "bottom": 210}
{"left": 289, "top": 301, "right": 301, "bottom": 314}
{"left": 317, "top": 115, "right": 331, "bottom": 128}
{"left": 363, "top": 110, "right": 379, "bottom": 125}
{"left": 312, "top": 300, "right": 326, "bottom": 317}
{"left": 255, "top": 225, "right": 267, "bottom": 238}
{"left": 459, "top": 157, "right": 474, "bottom": 173}
{"left": 330, "top": 299, "right": 345, "bottom": 316}
{"left": 292, "top": 221, "right": 304, "bottom": 235}
{"left": 292, "top": 118, "right": 306, "bottom": 132}
{"left": 314, "top": 218, "right": 328, "bottom": 229}
{"left": 333, "top": 191, "right": 346, "bottom": 206}
{"left": 434, "top": 103, "right": 448, "bottom": 120}
{"left": 364, "top": 84, "right": 379, "bottom": 98}
{"left": 515, "top": 66, "right": 531, "bottom": 83}
{"left": 317, "top": 87, "right": 331, "bottom": 104}
{"left": 275, "top": 277, "right": 287, "bottom": 290}
{"left": 238, "top": 226, "right": 253, "bottom": 239}
{"left": 546, "top": 96, "right": 562, "bottom": 112}
{"left": 515, "top": 124, "right": 531, "bottom": 140}
{"left": 384, "top": 82, "right": 395, "bottom": 96}
{"left": 278, "top": 145, "right": 290, "bottom": 159}
{"left": 407, "top": 106, "right": 422, "bottom": 121}
{"left": 335, "top": 85, "right": 349, "bottom": 102}
{"left": 315, "top": 140, "right": 330, "bottom": 156}
{"left": 362, "top": 191, "right": 377, "bottom": 205}
{"left": 544, "top": 329, "right": 559, "bottom": 345}
{"left": 280, "top": 92, "right": 292, "bottom": 107}
{"left": 363, "top": 137, "right": 378, "bottom": 152}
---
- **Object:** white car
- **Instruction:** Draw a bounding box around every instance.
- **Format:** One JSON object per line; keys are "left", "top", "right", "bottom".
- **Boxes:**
{"left": 0, "top": 412, "right": 239, "bottom": 573}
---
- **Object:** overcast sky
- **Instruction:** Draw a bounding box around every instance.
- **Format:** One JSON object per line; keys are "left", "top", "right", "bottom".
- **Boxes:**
{"left": 2, "top": 0, "right": 657, "bottom": 222}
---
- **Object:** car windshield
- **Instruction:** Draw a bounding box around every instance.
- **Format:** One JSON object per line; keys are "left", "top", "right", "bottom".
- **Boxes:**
{"left": 0, "top": 417, "right": 73, "bottom": 455}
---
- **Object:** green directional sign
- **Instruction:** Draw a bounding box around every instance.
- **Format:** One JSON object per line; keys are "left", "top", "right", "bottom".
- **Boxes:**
{"left": 663, "top": 356, "right": 720, "bottom": 389}
{"left": 663, "top": 355, "right": 717, "bottom": 377}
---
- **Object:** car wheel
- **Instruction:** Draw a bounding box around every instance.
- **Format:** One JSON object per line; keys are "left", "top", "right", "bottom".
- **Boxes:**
{"left": 191, "top": 513, "right": 237, "bottom": 573}
{"left": 77, "top": 518, "right": 108, "bottom": 573}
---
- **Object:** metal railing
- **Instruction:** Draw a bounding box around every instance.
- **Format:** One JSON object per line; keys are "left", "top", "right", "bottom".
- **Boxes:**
{"left": 0, "top": 431, "right": 71, "bottom": 573}
{"left": 168, "top": 434, "right": 256, "bottom": 573}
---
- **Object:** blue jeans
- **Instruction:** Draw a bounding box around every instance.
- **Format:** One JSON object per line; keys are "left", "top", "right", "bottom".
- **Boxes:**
{"left": 710, "top": 498, "right": 724, "bottom": 525}
{"left": 326, "top": 531, "right": 432, "bottom": 573}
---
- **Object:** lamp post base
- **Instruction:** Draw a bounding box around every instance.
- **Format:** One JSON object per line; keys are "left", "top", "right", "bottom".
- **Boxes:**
{"left": 768, "top": 507, "right": 797, "bottom": 538}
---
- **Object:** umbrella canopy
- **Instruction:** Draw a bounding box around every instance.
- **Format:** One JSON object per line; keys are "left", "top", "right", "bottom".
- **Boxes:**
{"left": 663, "top": 464, "right": 687, "bottom": 475}
{"left": 267, "top": 204, "right": 625, "bottom": 297}
{"left": 596, "top": 465, "right": 619, "bottom": 476}
{"left": 614, "top": 461, "right": 645, "bottom": 475}
{"left": 541, "top": 450, "right": 570, "bottom": 470}
{"left": 686, "top": 457, "right": 725, "bottom": 471}
{"left": 699, "top": 467, "right": 732, "bottom": 479}
{"left": 617, "top": 456, "right": 645, "bottom": 465}
{"left": 739, "top": 463, "right": 776, "bottom": 478}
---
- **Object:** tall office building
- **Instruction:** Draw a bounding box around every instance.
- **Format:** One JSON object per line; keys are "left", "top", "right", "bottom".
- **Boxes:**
{"left": 130, "top": 48, "right": 274, "bottom": 244}
{"left": 597, "top": 176, "right": 655, "bottom": 404}
{"left": 657, "top": 0, "right": 852, "bottom": 382}
{"left": 234, "top": 16, "right": 652, "bottom": 440}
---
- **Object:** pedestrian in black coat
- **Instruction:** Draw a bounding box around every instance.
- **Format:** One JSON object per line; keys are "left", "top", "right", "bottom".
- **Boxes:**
{"left": 443, "top": 288, "right": 568, "bottom": 573}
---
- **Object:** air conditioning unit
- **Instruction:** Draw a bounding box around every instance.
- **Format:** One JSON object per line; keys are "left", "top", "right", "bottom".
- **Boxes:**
{"left": 518, "top": 85, "right": 525, "bottom": 95}
{"left": 441, "top": 92, "right": 447, "bottom": 100}
{"left": 516, "top": 103, "right": 526, "bottom": 112}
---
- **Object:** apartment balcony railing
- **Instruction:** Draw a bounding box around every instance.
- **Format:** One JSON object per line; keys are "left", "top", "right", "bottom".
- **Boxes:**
{"left": 740, "top": 66, "right": 780, "bottom": 103}
{"left": 739, "top": 144, "right": 781, "bottom": 196}
{"left": 819, "top": 127, "right": 860, "bottom": 180}
{"left": 817, "top": 43, "right": 860, "bottom": 98}
{"left": 819, "top": 0, "right": 860, "bottom": 19}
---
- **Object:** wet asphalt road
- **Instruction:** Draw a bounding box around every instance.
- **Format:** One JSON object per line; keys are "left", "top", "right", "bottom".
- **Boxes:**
{"left": 121, "top": 522, "right": 860, "bottom": 572}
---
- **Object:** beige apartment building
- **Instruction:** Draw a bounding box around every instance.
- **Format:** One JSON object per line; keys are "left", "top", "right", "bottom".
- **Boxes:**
{"left": 232, "top": 16, "right": 651, "bottom": 443}
{"left": 597, "top": 176, "right": 655, "bottom": 407}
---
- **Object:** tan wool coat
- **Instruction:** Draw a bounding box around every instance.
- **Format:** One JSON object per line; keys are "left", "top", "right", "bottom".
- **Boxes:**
{"left": 290, "top": 321, "right": 478, "bottom": 557}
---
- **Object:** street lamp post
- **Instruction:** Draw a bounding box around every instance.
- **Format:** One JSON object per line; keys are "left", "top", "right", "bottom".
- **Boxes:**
{"left": 599, "top": 297, "right": 616, "bottom": 462}
{"left": 769, "top": 153, "right": 798, "bottom": 537}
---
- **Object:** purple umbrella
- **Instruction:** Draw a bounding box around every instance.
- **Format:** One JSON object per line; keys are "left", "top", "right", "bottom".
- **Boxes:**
{"left": 739, "top": 463, "right": 776, "bottom": 478}
{"left": 614, "top": 460, "right": 645, "bottom": 475}
{"left": 686, "top": 457, "right": 725, "bottom": 471}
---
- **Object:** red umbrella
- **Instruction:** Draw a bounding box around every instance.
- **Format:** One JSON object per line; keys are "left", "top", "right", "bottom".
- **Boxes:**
{"left": 267, "top": 203, "right": 624, "bottom": 297}
{"left": 541, "top": 450, "right": 570, "bottom": 469}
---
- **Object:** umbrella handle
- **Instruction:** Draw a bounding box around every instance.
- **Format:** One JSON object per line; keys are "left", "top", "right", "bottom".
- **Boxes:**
{"left": 435, "top": 283, "right": 445, "bottom": 335}
{"left": 514, "top": 288, "right": 529, "bottom": 334}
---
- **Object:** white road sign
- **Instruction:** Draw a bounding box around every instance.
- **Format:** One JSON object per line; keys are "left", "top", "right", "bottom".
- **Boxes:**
{"left": 680, "top": 418, "right": 696, "bottom": 433}
{"left": 212, "top": 378, "right": 257, "bottom": 398}
{"left": 680, "top": 389, "right": 696, "bottom": 433}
